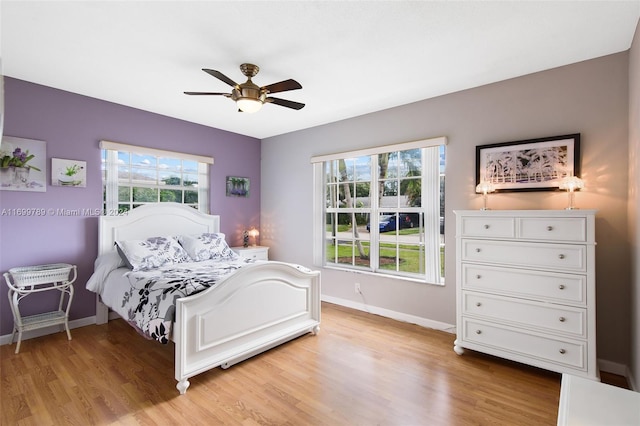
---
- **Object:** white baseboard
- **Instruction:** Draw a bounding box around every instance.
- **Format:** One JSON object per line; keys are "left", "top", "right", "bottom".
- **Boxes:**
{"left": 598, "top": 359, "right": 637, "bottom": 391}
{"left": 321, "top": 294, "right": 456, "bottom": 333}
{"left": 0, "top": 316, "right": 97, "bottom": 347}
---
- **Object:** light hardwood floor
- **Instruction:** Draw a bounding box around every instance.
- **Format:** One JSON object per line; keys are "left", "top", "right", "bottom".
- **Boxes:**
{"left": 0, "top": 302, "right": 626, "bottom": 425}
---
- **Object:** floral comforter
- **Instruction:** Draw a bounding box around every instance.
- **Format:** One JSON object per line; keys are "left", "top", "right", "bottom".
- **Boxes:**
{"left": 119, "top": 257, "right": 255, "bottom": 343}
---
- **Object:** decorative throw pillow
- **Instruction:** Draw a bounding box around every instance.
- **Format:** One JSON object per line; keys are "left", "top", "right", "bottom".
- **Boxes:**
{"left": 115, "top": 236, "right": 192, "bottom": 271}
{"left": 177, "top": 233, "right": 239, "bottom": 262}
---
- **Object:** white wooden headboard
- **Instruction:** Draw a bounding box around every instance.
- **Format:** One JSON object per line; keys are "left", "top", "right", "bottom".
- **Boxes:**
{"left": 98, "top": 203, "right": 220, "bottom": 255}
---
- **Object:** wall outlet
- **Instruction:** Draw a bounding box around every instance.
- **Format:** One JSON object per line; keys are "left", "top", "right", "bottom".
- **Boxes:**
{"left": 355, "top": 282, "right": 361, "bottom": 294}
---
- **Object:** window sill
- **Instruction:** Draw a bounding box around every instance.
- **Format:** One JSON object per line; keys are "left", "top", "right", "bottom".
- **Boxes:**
{"left": 320, "top": 264, "right": 445, "bottom": 286}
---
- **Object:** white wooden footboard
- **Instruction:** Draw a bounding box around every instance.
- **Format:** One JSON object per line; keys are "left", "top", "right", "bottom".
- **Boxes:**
{"left": 173, "top": 261, "right": 321, "bottom": 394}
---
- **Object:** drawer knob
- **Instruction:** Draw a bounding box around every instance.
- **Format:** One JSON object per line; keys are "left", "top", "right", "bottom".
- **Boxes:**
{"left": 558, "top": 284, "right": 566, "bottom": 290}
{"left": 484, "top": 224, "right": 490, "bottom": 229}
{"left": 476, "top": 302, "right": 482, "bottom": 307}
{"left": 547, "top": 226, "right": 554, "bottom": 231}
{"left": 475, "top": 248, "right": 481, "bottom": 253}
{"left": 559, "top": 317, "right": 566, "bottom": 322}
{"left": 476, "top": 275, "right": 482, "bottom": 279}
{"left": 559, "top": 349, "right": 566, "bottom": 354}
{"left": 558, "top": 254, "right": 565, "bottom": 260}
{"left": 475, "top": 330, "right": 482, "bottom": 335}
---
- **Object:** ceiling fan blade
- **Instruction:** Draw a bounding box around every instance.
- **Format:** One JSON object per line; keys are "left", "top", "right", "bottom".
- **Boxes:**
{"left": 261, "top": 79, "right": 302, "bottom": 94}
{"left": 267, "top": 97, "right": 305, "bottom": 110}
{"left": 184, "top": 91, "right": 229, "bottom": 96}
{"left": 203, "top": 69, "right": 238, "bottom": 87}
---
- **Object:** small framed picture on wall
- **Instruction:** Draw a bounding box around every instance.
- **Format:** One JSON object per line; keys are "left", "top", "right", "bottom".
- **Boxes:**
{"left": 226, "top": 176, "right": 250, "bottom": 197}
{"left": 51, "top": 158, "right": 86, "bottom": 187}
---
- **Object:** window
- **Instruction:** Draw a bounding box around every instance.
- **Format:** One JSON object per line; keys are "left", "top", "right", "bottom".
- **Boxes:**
{"left": 312, "top": 137, "right": 446, "bottom": 284}
{"left": 100, "top": 140, "right": 213, "bottom": 214}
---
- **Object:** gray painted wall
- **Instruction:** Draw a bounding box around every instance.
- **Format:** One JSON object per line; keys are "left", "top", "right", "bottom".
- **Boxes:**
{"left": 262, "top": 52, "right": 631, "bottom": 370}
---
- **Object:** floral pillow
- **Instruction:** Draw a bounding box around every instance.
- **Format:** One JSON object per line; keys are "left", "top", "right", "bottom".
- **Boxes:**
{"left": 177, "top": 233, "right": 239, "bottom": 262}
{"left": 115, "top": 236, "right": 192, "bottom": 271}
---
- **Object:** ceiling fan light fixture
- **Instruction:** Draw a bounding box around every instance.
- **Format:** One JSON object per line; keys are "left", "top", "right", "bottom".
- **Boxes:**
{"left": 236, "top": 97, "right": 263, "bottom": 113}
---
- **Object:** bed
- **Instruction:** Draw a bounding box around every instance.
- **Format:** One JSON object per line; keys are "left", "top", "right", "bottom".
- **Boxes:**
{"left": 87, "top": 203, "right": 321, "bottom": 395}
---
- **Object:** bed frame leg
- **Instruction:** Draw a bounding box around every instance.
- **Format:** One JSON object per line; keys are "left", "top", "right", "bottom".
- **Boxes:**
{"left": 176, "top": 379, "right": 190, "bottom": 395}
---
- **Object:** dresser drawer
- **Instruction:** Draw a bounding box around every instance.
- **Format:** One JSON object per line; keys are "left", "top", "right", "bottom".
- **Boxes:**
{"left": 461, "top": 240, "right": 586, "bottom": 272}
{"left": 459, "top": 216, "right": 515, "bottom": 238}
{"left": 461, "top": 264, "right": 586, "bottom": 305}
{"left": 518, "top": 217, "right": 587, "bottom": 242}
{"left": 461, "top": 318, "right": 586, "bottom": 369}
{"left": 231, "top": 246, "right": 269, "bottom": 261}
{"left": 462, "top": 292, "right": 586, "bottom": 337}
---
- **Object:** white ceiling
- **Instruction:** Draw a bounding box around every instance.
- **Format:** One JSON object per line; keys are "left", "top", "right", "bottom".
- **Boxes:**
{"left": 1, "top": 1, "right": 639, "bottom": 139}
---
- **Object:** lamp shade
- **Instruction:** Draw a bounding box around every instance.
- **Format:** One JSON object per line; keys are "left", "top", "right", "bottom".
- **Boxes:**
{"left": 559, "top": 176, "right": 584, "bottom": 191}
{"left": 475, "top": 180, "right": 496, "bottom": 194}
{"left": 236, "top": 98, "right": 263, "bottom": 113}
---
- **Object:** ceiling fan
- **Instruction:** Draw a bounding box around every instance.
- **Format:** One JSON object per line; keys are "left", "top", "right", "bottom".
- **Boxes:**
{"left": 184, "top": 63, "right": 305, "bottom": 113}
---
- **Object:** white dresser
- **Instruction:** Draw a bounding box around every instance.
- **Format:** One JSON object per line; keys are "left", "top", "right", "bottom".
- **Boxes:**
{"left": 454, "top": 210, "right": 598, "bottom": 380}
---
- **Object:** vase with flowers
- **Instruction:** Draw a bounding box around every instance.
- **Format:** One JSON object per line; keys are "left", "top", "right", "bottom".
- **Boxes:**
{"left": 0, "top": 146, "right": 41, "bottom": 187}
{"left": 58, "top": 164, "right": 83, "bottom": 186}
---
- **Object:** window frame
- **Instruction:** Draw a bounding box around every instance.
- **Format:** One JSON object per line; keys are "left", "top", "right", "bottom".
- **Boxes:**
{"left": 312, "top": 137, "right": 446, "bottom": 285}
{"left": 100, "top": 140, "right": 213, "bottom": 214}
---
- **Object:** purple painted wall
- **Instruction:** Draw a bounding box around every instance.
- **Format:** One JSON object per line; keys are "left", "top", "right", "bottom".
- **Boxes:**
{"left": 0, "top": 77, "right": 261, "bottom": 335}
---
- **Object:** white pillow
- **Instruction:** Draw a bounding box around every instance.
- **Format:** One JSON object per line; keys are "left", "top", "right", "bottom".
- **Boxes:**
{"left": 177, "top": 233, "right": 239, "bottom": 262}
{"left": 115, "top": 236, "right": 192, "bottom": 271}
{"left": 86, "top": 251, "right": 126, "bottom": 293}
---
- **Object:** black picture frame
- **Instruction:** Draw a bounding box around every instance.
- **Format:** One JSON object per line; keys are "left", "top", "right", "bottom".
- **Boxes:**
{"left": 475, "top": 133, "right": 580, "bottom": 192}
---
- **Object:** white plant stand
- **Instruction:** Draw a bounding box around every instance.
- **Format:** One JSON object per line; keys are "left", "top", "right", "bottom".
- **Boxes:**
{"left": 3, "top": 263, "right": 76, "bottom": 353}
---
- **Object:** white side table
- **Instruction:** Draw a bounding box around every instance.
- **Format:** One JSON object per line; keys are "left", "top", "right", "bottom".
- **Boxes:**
{"left": 3, "top": 263, "right": 76, "bottom": 353}
{"left": 557, "top": 374, "right": 640, "bottom": 425}
{"left": 231, "top": 245, "right": 269, "bottom": 261}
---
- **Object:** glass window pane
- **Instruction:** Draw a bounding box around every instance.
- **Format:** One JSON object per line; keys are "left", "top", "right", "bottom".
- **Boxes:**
{"left": 182, "top": 160, "right": 198, "bottom": 173}
{"left": 399, "top": 148, "right": 422, "bottom": 177}
{"left": 400, "top": 178, "right": 421, "bottom": 207}
{"left": 336, "top": 242, "right": 353, "bottom": 266}
{"left": 353, "top": 241, "right": 370, "bottom": 267}
{"left": 184, "top": 190, "right": 198, "bottom": 204}
{"left": 183, "top": 173, "right": 198, "bottom": 187}
{"left": 354, "top": 156, "right": 371, "bottom": 181}
{"left": 158, "top": 157, "right": 181, "bottom": 172}
{"left": 325, "top": 239, "right": 337, "bottom": 263}
{"left": 342, "top": 158, "right": 356, "bottom": 181}
{"left": 133, "top": 187, "right": 158, "bottom": 202}
{"left": 159, "top": 171, "right": 181, "bottom": 186}
{"left": 117, "top": 152, "right": 130, "bottom": 165}
{"left": 117, "top": 166, "right": 130, "bottom": 182}
{"left": 131, "top": 153, "right": 156, "bottom": 168}
{"left": 326, "top": 183, "right": 339, "bottom": 208}
{"left": 378, "top": 241, "right": 398, "bottom": 270}
{"left": 130, "top": 167, "right": 157, "bottom": 185}
{"left": 354, "top": 182, "right": 370, "bottom": 206}
{"left": 398, "top": 243, "right": 424, "bottom": 274}
{"left": 160, "top": 189, "right": 182, "bottom": 202}
{"left": 379, "top": 152, "right": 396, "bottom": 178}
{"left": 338, "top": 183, "right": 355, "bottom": 208}
{"left": 118, "top": 186, "right": 130, "bottom": 202}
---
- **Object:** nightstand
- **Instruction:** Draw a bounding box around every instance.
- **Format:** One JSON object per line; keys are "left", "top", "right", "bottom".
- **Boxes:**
{"left": 3, "top": 263, "right": 76, "bottom": 353}
{"left": 231, "top": 245, "right": 269, "bottom": 261}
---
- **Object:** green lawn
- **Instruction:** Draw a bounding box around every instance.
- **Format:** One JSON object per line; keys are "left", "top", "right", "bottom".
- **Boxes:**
{"left": 326, "top": 240, "right": 444, "bottom": 276}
